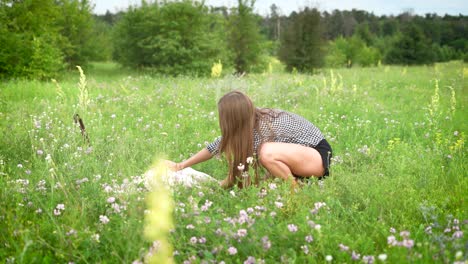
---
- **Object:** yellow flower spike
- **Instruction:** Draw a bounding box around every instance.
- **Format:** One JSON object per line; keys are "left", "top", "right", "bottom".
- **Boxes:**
{"left": 211, "top": 60, "right": 222, "bottom": 78}
{"left": 144, "top": 159, "right": 175, "bottom": 264}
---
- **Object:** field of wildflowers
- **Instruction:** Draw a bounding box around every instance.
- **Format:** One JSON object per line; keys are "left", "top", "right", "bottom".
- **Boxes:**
{"left": 0, "top": 61, "right": 467, "bottom": 263}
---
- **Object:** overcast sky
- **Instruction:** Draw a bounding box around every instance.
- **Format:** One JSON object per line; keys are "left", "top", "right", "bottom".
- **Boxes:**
{"left": 92, "top": 0, "right": 468, "bottom": 16}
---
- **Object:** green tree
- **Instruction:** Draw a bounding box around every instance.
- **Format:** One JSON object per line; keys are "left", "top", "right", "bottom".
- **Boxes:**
{"left": 324, "top": 38, "right": 347, "bottom": 68}
{"left": 227, "top": 0, "right": 266, "bottom": 74}
{"left": 113, "top": 0, "right": 228, "bottom": 76}
{"left": 325, "top": 36, "right": 380, "bottom": 68}
{"left": 325, "top": 10, "right": 345, "bottom": 39}
{"left": 385, "top": 23, "right": 435, "bottom": 65}
{"left": 87, "top": 16, "right": 113, "bottom": 61}
{"left": 0, "top": 0, "right": 97, "bottom": 79}
{"left": 56, "top": 0, "right": 95, "bottom": 68}
{"left": 355, "top": 23, "right": 374, "bottom": 45}
{"left": 0, "top": 0, "right": 64, "bottom": 79}
{"left": 278, "top": 7, "right": 325, "bottom": 72}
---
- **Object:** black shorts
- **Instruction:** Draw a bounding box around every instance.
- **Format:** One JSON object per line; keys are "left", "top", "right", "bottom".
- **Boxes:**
{"left": 294, "top": 138, "right": 333, "bottom": 180}
{"left": 315, "top": 139, "right": 332, "bottom": 179}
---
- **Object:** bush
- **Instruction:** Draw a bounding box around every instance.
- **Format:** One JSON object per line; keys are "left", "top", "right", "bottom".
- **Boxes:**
{"left": 355, "top": 45, "right": 381, "bottom": 67}
{"left": 113, "top": 1, "right": 228, "bottom": 76}
{"left": 324, "top": 40, "right": 347, "bottom": 68}
{"left": 433, "top": 44, "right": 460, "bottom": 62}
{"left": 324, "top": 36, "right": 381, "bottom": 68}
{"left": 0, "top": 0, "right": 95, "bottom": 79}
{"left": 26, "top": 35, "right": 64, "bottom": 79}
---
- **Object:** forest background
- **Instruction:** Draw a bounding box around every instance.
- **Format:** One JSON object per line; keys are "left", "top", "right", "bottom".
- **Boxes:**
{"left": 0, "top": 0, "right": 467, "bottom": 79}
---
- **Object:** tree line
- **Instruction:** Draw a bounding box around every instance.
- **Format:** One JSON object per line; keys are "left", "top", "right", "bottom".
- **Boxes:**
{"left": 0, "top": 0, "right": 466, "bottom": 79}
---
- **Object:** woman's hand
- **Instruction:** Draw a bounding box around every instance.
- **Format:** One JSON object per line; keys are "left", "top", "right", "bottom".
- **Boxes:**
{"left": 164, "top": 160, "right": 184, "bottom": 171}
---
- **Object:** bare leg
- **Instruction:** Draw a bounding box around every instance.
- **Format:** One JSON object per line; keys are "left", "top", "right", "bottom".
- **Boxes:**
{"left": 258, "top": 142, "right": 324, "bottom": 180}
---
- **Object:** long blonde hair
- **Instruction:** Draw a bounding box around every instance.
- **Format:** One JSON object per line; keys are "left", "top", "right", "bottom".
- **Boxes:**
{"left": 217, "top": 91, "right": 274, "bottom": 188}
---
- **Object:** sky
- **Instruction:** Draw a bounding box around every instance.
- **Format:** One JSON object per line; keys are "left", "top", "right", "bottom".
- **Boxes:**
{"left": 92, "top": 0, "right": 468, "bottom": 16}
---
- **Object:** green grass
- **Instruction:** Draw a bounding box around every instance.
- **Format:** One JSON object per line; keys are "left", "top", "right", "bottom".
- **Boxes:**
{"left": 0, "top": 61, "right": 467, "bottom": 263}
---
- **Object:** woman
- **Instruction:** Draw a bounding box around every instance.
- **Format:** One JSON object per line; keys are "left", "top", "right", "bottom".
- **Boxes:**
{"left": 167, "top": 90, "right": 332, "bottom": 188}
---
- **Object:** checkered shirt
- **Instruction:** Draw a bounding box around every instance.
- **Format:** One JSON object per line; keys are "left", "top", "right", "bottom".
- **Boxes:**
{"left": 206, "top": 109, "right": 324, "bottom": 155}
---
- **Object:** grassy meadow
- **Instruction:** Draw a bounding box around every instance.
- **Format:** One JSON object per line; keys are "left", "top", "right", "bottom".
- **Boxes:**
{"left": 0, "top": 61, "right": 467, "bottom": 263}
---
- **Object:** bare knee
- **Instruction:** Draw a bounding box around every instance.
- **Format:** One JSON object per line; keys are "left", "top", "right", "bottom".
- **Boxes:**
{"left": 258, "top": 144, "right": 278, "bottom": 167}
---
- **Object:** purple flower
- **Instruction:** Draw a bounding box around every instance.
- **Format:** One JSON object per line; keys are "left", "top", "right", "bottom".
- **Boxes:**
{"left": 99, "top": 215, "right": 110, "bottom": 224}
{"left": 399, "top": 231, "right": 410, "bottom": 238}
{"left": 244, "top": 256, "right": 256, "bottom": 264}
{"left": 288, "top": 224, "right": 298, "bottom": 232}
{"left": 238, "top": 211, "right": 249, "bottom": 224}
{"left": 305, "top": 235, "right": 314, "bottom": 243}
{"left": 314, "top": 202, "right": 326, "bottom": 210}
{"left": 387, "top": 235, "right": 398, "bottom": 246}
{"left": 66, "top": 229, "right": 77, "bottom": 236}
{"left": 215, "top": 228, "right": 224, "bottom": 236}
{"left": 228, "top": 246, "right": 237, "bottom": 255}
{"left": 425, "top": 226, "right": 432, "bottom": 234}
{"left": 201, "top": 200, "right": 213, "bottom": 211}
{"left": 401, "top": 239, "right": 414, "bottom": 249}
{"left": 237, "top": 229, "right": 248, "bottom": 238}
{"left": 111, "top": 203, "right": 121, "bottom": 213}
{"left": 262, "top": 236, "right": 271, "bottom": 250}
{"left": 362, "top": 255, "right": 375, "bottom": 264}
{"left": 351, "top": 251, "right": 361, "bottom": 260}
{"left": 301, "top": 245, "right": 309, "bottom": 254}
{"left": 190, "top": 237, "right": 197, "bottom": 244}
{"left": 452, "top": 231, "right": 463, "bottom": 239}
{"left": 339, "top": 243, "right": 349, "bottom": 251}
{"left": 85, "top": 147, "right": 93, "bottom": 154}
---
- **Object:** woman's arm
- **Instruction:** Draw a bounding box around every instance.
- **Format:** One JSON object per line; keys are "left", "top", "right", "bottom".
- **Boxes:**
{"left": 167, "top": 148, "right": 213, "bottom": 171}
